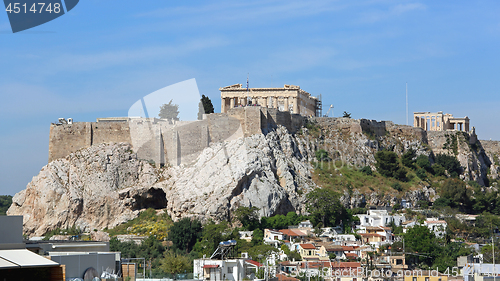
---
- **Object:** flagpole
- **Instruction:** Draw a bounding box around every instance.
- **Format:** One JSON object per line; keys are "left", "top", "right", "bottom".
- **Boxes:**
{"left": 406, "top": 82, "right": 408, "bottom": 126}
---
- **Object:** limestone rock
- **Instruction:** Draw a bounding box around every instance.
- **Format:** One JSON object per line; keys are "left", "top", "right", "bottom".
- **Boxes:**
{"left": 8, "top": 143, "right": 160, "bottom": 237}
{"left": 8, "top": 127, "right": 315, "bottom": 236}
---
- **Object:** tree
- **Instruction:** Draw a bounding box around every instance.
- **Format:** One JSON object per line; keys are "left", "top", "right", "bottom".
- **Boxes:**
{"left": 0, "top": 195, "right": 12, "bottom": 215}
{"left": 159, "top": 100, "right": 180, "bottom": 120}
{"left": 375, "top": 151, "right": 403, "bottom": 179}
{"left": 433, "top": 242, "right": 472, "bottom": 270}
{"left": 235, "top": 206, "right": 260, "bottom": 230}
{"left": 168, "top": 218, "right": 202, "bottom": 253}
{"left": 197, "top": 95, "right": 214, "bottom": 120}
{"left": 342, "top": 111, "right": 351, "bottom": 118}
{"left": 435, "top": 154, "right": 462, "bottom": 178}
{"left": 201, "top": 95, "right": 214, "bottom": 114}
{"left": 402, "top": 149, "right": 416, "bottom": 169}
{"left": 416, "top": 168, "right": 427, "bottom": 180}
{"left": 193, "top": 221, "right": 232, "bottom": 257}
{"left": 403, "top": 225, "right": 439, "bottom": 266}
{"left": 161, "top": 252, "right": 191, "bottom": 277}
{"left": 440, "top": 178, "right": 471, "bottom": 209}
{"left": 306, "top": 188, "right": 347, "bottom": 227}
{"left": 416, "top": 155, "right": 431, "bottom": 171}
{"left": 432, "top": 163, "right": 446, "bottom": 176}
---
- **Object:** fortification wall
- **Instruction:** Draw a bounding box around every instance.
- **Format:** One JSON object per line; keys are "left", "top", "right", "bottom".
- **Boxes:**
{"left": 174, "top": 120, "right": 210, "bottom": 165}
{"left": 48, "top": 107, "right": 307, "bottom": 165}
{"left": 310, "top": 117, "right": 427, "bottom": 143}
{"left": 206, "top": 114, "right": 243, "bottom": 142}
{"left": 92, "top": 122, "right": 131, "bottom": 145}
{"left": 48, "top": 123, "right": 92, "bottom": 163}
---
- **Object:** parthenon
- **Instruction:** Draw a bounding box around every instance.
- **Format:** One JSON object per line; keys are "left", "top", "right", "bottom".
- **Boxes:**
{"left": 220, "top": 84, "right": 320, "bottom": 117}
{"left": 414, "top": 111, "right": 470, "bottom": 132}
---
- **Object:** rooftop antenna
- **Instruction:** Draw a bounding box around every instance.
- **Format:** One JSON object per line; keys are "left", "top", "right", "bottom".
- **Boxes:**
{"left": 406, "top": 82, "right": 408, "bottom": 126}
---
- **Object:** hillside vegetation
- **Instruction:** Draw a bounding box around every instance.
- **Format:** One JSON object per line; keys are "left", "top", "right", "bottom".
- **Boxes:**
{"left": 0, "top": 195, "right": 12, "bottom": 215}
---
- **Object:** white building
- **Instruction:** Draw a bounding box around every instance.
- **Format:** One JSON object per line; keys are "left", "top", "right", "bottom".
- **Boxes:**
{"left": 356, "top": 209, "right": 405, "bottom": 227}
{"left": 264, "top": 229, "right": 284, "bottom": 247}
{"left": 193, "top": 258, "right": 263, "bottom": 281}
{"left": 424, "top": 218, "right": 448, "bottom": 237}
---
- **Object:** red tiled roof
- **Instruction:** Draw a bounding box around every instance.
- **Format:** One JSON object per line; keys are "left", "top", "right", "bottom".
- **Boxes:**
{"left": 245, "top": 260, "right": 263, "bottom": 267}
{"left": 341, "top": 246, "right": 355, "bottom": 251}
{"left": 325, "top": 246, "right": 343, "bottom": 252}
{"left": 425, "top": 220, "right": 447, "bottom": 224}
{"left": 279, "top": 229, "right": 306, "bottom": 236}
{"left": 359, "top": 233, "right": 383, "bottom": 237}
{"left": 330, "top": 262, "right": 362, "bottom": 269}
{"left": 203, "top": 264, "right": 219, "bottom": 268}
{"left": 299, "top": 261, "right": 331, "bottom": 268}
{"left": 345, "top": 253, "right": 358, "bottom": 258}
{"left": 299, "top": 243, "right": 316, "bottom": 250}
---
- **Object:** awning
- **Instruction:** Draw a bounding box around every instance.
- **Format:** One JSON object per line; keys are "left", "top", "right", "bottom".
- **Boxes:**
{"left": 0, "top": 249, "right": 59, "bottom": 268}
{"left": 0, "top": 258, "right": 18, "bottom": 269}
{"left": 203, "top": 264, "right": 219, "bottom": 268}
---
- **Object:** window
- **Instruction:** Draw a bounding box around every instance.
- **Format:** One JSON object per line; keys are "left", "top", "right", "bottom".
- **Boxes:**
{"left": 425, "top": 278, "right": 429, "bottom": 281}
{"left": 228, "top": 266, "right": 233, "bottom": 274}
{"left": 413, "top": 277, "right": 417, "bottom": 281}
{"left": 396, "top": 259, "right": 403, "bottom": 265}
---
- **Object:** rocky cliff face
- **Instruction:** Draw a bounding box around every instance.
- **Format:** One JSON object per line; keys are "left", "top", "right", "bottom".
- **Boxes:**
{"left": 8, "top": 127, "right": 316, "bottom": 236}
{"left": 7, "top": 143, "right": 163, "bottom": 236}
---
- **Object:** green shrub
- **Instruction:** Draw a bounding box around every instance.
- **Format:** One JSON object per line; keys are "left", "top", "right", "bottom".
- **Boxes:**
{"left": 435, "top": 154, "right": 462, "bottom": 177}
{"left": 315, "top": 149, "right": 330, "bottom": 162}
{"left": 433, "top": 197, "right": 452, "bottom": 209}
{"left": 392, "top": 182, "right": 402, "bottom": 191}
{"left": 375, "top": 151, "right": 400, "bottom": 178}
{"left": 402, "top": 149, "right": 416, "bottom": 169}
{"left": 416, "top": 168, "right": 427, "bottom": 180}
{"left": 359, "top": 166, "right": 373, "bottom": 176}
{"left": 416, "top": 155, "right": 431, "bottom": 170}
{"left": 432, "top": 163, "right": 446, "bottom": 176}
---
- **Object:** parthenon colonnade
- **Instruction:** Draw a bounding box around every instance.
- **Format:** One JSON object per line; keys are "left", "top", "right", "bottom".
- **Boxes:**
{"left": 220, "top": 84, "right": 319, "bottom": 117}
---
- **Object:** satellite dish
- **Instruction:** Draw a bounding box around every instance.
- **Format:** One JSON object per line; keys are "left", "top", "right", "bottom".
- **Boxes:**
{"left": 83, "top": 267, "right": 99, "bottom": 281}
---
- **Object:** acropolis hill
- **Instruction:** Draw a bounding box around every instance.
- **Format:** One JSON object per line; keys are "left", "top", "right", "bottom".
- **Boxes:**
{"left": 10, "top": 83, "right": 500, "bottom": 236}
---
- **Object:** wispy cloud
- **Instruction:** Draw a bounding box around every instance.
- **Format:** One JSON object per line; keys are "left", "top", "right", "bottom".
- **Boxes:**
{"left": 135, "top": 0, "right": 348, "bottom": 27}
{"left": 44, "top": 36, "right": 228, "bottom": 73}
{"left": 356, "top": 2, "right": 426, "bottom": 23}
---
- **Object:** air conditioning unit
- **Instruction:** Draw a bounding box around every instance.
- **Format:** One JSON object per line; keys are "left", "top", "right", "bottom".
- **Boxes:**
{"left": 241, "top": 252, "right": 249, "bottom": 259}
{"left": 67, "top": 118, "right": 73, "bottom": 124}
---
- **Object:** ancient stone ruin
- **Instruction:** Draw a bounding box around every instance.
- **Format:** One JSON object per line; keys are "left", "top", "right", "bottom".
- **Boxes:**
{"left": 413, "top": 111, "right": 470, "bottom": 132}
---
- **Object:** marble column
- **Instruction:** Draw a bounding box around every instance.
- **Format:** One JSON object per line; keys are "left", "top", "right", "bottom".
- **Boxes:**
{"left": 230, "top": 97, "right": 235, "bottom": 109}
{"left": 221, "top": 97, "right": 226, "bottom": 113}
{"left": 292, "top": 97, "right": 299, "bottom": 114}
{"left": 284, "top": 97, "right": 289, "bottom": 112}
{"left": 273, "top": 97, "right": 278, "bottom": 108}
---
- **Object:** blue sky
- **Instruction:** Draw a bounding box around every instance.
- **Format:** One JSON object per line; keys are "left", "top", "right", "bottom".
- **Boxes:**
{"left": 1, "top": 0, "right": 499, "bottom": 196}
